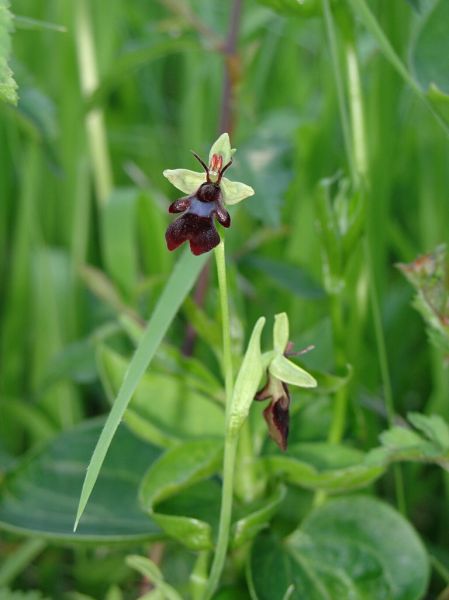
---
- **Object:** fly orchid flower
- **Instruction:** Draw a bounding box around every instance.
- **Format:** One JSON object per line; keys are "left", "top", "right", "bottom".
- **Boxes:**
{"left": 255, "top": 314, "right": 317, "bottom": 451}
{"left": 228, "top": 313, "right": 317, "bottom": 451}
{"left": 163, "top": 133, "right": 254, "bottom": 255}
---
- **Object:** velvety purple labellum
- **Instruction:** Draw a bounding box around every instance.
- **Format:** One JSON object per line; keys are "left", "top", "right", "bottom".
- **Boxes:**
{"left": 165, "top": 152, "right": 232, "bottom": 255}
{"left": 255, "top": 377, "right": 291, "bottom": 451}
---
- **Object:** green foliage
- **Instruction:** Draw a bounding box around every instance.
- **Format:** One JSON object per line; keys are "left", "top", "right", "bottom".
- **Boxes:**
{"left": 398, "top": 245, "right": 449, "bottom": 357}
{"left": 0, "top": 0, "right": 18, "bottom": 104}
{"left": 367, "top": 412, "right": 449, "bottom": 470}
{"left": 249, "top": 496, "right": 429, "bottom": 599}
{"left": 0, "top": 419, "right": 161, "bottom": 542}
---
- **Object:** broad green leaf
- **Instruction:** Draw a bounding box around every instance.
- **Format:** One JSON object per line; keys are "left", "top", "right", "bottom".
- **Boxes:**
{"left": 273, "top": 313, "right": 289, "bottom": 354}
{"left": 0, "top": 0, "right": 18, "bottom": 105}
{"left": 255, "top": 0, "right": 321, "bottom": 18}
{"left": 0, "top": 419, "right": 161, "bottom": 543}
{"left": 411, "top": 0, "right": 449, "bottom": 95}
{"left": 366, "top": 415, "right": 449, "bottom": 470}
{"left": 150, "top": 480, "right": 220, "bottom": 551}
{"left": 140, "top": 439, "right": 222, "bottom": 508}
{"left": 229, "top": 317, "right": 265, "bottom": 432}
{"left": 249, "top": 496, "right": 429, "bottom": 599}
{"left": 101, "top": 188, "right": 139, "bottom": 299}
{"left": 263, "top": 453, "right": 384, "bottom": 493}
{"left": 286, "top": 442, "right": 365, "bottom": 470}
{"left": 139, "top": 440, "right": 222, "bottom": 550}
{"left": 269, "top": 355, "right": 317, "bottom": 388}
{"left": 97, "top": 345, "right": 224, "bottom": 447}
{"left": 380, "top": 426, "right": 425, "bottom": 449}
{"left": 126, "top": 556, "right": 183, "bottom": 600}
{"left": 74, "top": 249, "right": 208, "bottom": 530}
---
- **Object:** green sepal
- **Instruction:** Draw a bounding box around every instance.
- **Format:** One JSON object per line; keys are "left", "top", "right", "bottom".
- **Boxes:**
{"left": 208, "top": 132, "right": 235, "bottom": 166}
{"left": 269, "top": 354, "right": 317, "bottom": 388}
{"left": 220, "top": 177, "right": 255, "bottom": 205}
{"left": 162, "top": 169, "right": 204, "bottom": 195}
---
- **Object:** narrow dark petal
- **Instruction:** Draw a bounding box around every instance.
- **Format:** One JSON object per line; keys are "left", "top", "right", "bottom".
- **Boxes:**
{"left": 169, "top": 196, "right": 191, "bottom": 214}
{"left": 255, "top": 378, "right": 271, "bottom": 401}
{"left": 215, "top": 201, "right": 231, "bottom": 228}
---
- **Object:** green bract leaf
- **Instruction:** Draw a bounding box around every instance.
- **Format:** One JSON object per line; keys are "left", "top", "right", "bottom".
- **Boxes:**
{"left": 208, "top": 132, "right": 235, "bottom": 166}
{"left": 229, "top": 317, "right": 266, "bottom": 433}
{"left": 249, "top": 496, "right": 429, "bottom": 600}
{"left": 220, "top": 177, "right": 255, "bottom": 205}
{"left": 273, "top": 312, "right": 289, "bottom": 354}
{"left": 269, "top": 355, "right": 317, "bottom": 388}
{"left": 162, "top": 169, "right": 204, "bottom": 195}
{"left": 0, "top": 419, "right": 161, "bottom": 543}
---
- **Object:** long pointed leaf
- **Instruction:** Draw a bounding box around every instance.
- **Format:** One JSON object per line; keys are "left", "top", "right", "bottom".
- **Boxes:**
{"left": 74, "top": 249, "right": 208, "bottom": 530}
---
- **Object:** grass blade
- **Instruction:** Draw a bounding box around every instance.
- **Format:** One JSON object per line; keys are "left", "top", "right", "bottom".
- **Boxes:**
{"left": 74, "top": 249, "right": 208, "bottom": 531}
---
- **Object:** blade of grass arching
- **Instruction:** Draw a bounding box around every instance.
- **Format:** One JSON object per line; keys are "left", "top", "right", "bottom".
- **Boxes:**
{"left": 347, "top": 0, "right": 449, "bottom": 136}
{"left": 74, "top": 249, "right": 208, "bottom": 531}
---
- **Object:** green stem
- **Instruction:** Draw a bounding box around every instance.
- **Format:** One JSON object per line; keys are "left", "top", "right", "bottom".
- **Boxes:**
{"left": 321, "top": 0, "right": 356, "bottom": 185}
{"left": 202, "top": 238, "right": 238, "bottom": 599}
{"left": 344, "top": 31, "right": 406, "bottom": 515}
{"left": 75, "top": 0, "right": 113, "bottom": 205}
{"left": 203, "top": 433, "right": 238, "bottom": 600}
{"left": 215, "top": 239, "right": 234, "bottom": 407}
{"left": 328, "top": 294, "right": 348, "bottom": 444}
